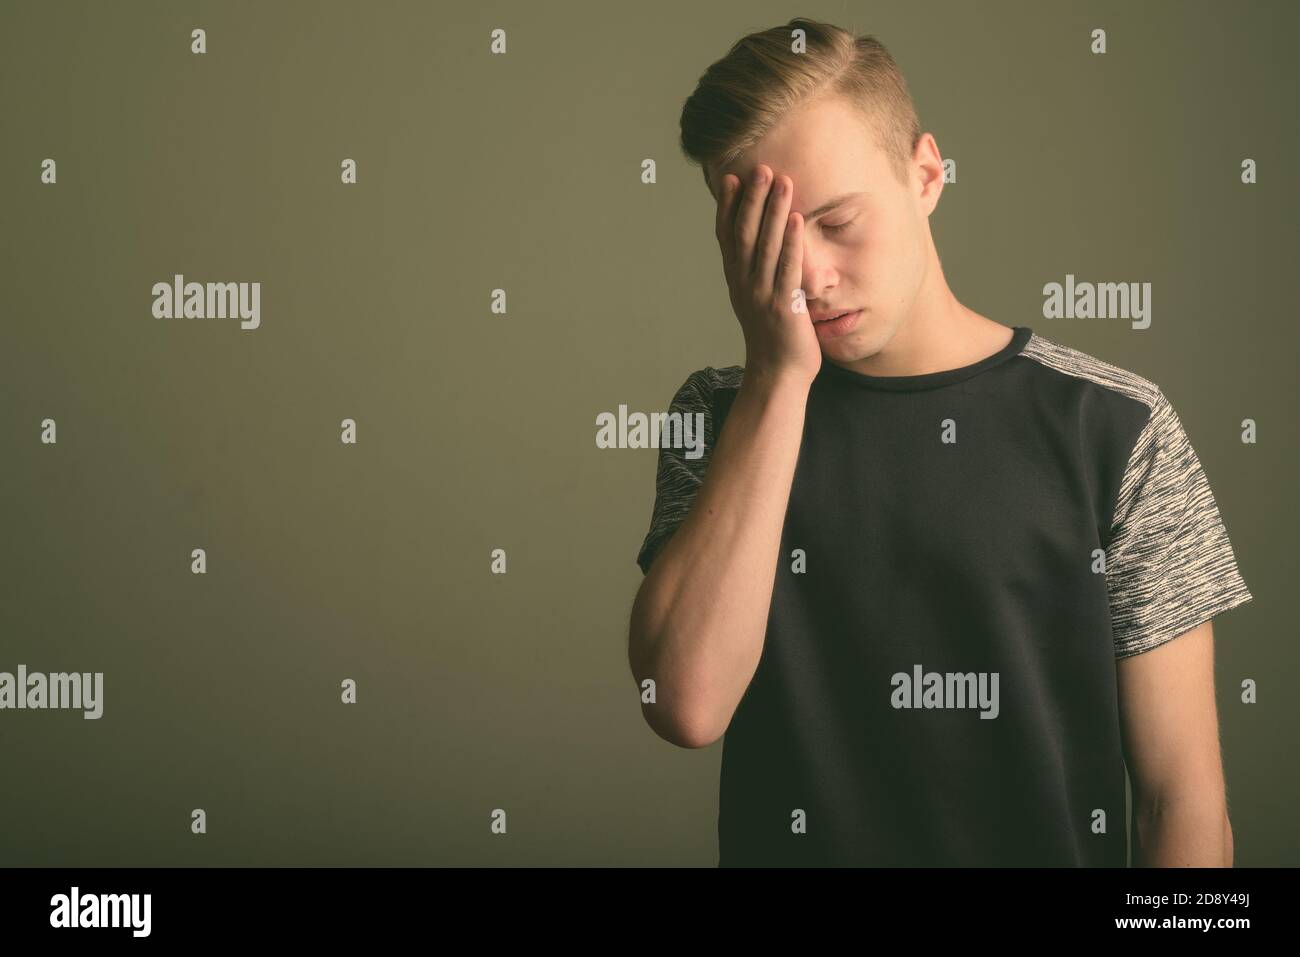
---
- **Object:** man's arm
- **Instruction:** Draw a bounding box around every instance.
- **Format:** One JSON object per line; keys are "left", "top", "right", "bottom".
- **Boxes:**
{"left": 629, "top": 165, "right": 820, "bottom": 750}
{"left": 1116, "top": 620, "right": 1233, "bottom": 866}
{"left": 628, "top": 371, "right": 810, "bottom": 749}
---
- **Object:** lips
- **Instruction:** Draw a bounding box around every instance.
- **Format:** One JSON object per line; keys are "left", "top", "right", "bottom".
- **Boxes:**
{"left": 813, "top": 309, "right": 855, "bottom": 323}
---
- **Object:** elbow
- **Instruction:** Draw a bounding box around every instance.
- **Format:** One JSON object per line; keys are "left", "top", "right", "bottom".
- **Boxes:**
{"left": 628, "top": 586, "right": 726, "bottom": 750}
{"left": 643, "top": 701, "right": 723, "bottom": 750}
{"left": 628, "top": 631, "right": 723, "bottom": 750}
{"left": 664, "top": 703, "right": 726, "bottom": 749}
{"left": 629, "top": 651, "right": 722, "bottom": 749}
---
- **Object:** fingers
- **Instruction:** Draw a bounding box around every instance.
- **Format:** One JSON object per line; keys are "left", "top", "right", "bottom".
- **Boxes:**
{"left": 714, "top": 173, "right": 739, "bottom": 268}
{"left": 754, "top": 173, "right": 793, "bottom": 300}
{"left": 733, "top": 165, "right": 771, "bottom": 284}
{"left": 774, "top": 211, "right": 804, "bottom": 314}
{"left": 714, "top": 164, "right": 804, "bottom": 317}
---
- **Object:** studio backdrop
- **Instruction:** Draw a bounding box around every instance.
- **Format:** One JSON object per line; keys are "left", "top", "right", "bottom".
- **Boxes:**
{"left": 1, "top": 0, "right": 1295, "bottom": 866}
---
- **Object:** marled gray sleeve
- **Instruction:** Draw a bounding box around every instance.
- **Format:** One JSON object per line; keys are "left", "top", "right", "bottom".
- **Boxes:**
{"left": 635, "top": 368, "right": 717, "bottom": 575}
{"left": 1105, "top": 389, "right": 1253, "bottom": 657}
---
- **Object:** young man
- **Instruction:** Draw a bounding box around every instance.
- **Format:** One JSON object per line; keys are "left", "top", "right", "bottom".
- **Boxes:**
{"left": 627, "top": 19, "right": 1252, "bottom": 867}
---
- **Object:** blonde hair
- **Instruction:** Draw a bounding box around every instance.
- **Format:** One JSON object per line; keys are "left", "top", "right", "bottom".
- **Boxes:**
{"left": 679, "top": 18, "right": 923, "bottom": 194}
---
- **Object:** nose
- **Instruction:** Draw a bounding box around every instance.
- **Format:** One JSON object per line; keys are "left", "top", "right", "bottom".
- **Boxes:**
{"left": 799, "top": 240, "right": 840, "bottom": 307}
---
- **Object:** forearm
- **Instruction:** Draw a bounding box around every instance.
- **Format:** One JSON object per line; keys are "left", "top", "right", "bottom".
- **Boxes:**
{"left": 1133, "top": 795, "right": 1233, "bottom": 867}
{"left": 630, "top": 370, "right": 810, "bottom": 747}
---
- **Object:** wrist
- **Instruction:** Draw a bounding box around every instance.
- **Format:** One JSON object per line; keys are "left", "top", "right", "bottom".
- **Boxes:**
{"left": 742, "top": 362, "right": 814, "bottom": 397}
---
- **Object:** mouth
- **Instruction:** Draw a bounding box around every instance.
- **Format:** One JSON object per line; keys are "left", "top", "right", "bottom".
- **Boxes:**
{"left": 812, "top": 307, "right": 862, "bottom": 339}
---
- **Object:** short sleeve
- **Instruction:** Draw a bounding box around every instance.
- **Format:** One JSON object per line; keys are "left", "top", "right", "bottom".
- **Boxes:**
{"left": 635, "top": 368, "right": 718, "bottom": 575}
{"left": 1104, "top": 388, "right": 1253, "bottom": 658}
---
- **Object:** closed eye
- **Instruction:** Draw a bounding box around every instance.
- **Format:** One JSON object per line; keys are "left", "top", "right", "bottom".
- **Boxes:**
{"left": 823, "top": 219, "right": 856, "bottom": 234}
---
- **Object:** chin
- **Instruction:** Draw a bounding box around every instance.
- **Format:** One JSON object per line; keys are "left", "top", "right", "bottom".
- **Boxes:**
{"left": 840, "top": 316, "right": 892, "bottom": 356}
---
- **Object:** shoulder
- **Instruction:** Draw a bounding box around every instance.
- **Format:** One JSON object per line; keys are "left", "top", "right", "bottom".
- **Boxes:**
{"left": 667, "top": 365, "right": 745, "bottom": 410}
{"left": 1016, "top": 329, "right": 1164, "bottom": 413}
{"left": 1014, "top": 330, "right": 1179, "bottom": 456}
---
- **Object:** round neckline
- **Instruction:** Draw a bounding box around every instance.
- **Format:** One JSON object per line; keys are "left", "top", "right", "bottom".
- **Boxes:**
{"left": 815, "top": 325, "right": 1032, "bottom": 392}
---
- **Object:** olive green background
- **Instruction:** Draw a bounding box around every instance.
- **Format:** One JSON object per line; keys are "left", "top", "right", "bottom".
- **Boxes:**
{"left": 1, "top": 0, "right": 1295, "bottom": 866}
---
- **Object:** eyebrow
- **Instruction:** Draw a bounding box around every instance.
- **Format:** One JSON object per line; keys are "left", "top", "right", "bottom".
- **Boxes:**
{"left": 802, "top": 191, "right": 868, "bottom": 221}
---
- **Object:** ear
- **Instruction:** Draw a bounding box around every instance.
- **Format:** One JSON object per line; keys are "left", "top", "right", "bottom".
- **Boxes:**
{"left": 914, "top": 133, "right": 945, "bottom": 214}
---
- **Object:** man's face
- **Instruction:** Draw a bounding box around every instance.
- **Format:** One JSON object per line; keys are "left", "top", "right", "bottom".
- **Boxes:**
{"left": 709, "top": 93, "right": 935, "bottom": 363}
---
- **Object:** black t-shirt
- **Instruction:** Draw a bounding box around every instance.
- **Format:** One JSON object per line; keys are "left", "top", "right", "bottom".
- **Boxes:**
{"left": 635, "top": 325, "right": 1252, "bottom": 866}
